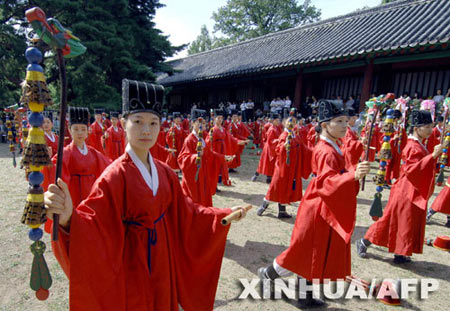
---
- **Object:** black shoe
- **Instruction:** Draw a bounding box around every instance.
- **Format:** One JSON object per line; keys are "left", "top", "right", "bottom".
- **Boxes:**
{"left": 251, "top": 174, "right": 258, "bottom": 182}
{"left": 426, "top": 209, "right": 436, "bottom": 223}
{"left": 257, "top": 201, "right": 269, "bottom": 216}
{"left": 229, "top": 168, "right": 237, "bottom": 173}
{"left": 355, "top": 239, "right": 368, "bottom": 258}
{"left": 215, "top": 187, "right": 221, "bottom": 193}
{"left": 277, "top": 204, "right": 291, "bottom": 218}
{"left": 266, "top": 176, "right": 272, "bottom": 184}
{"left": 445, "top": 219, "right": 450, "bottom": 228}
{"left": 393, "top": 255, "right": 411, "bottom": 264}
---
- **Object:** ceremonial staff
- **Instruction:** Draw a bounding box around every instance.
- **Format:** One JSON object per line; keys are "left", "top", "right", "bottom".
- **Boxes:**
{"left": 436, "top": 98, "right": 450, "bottom": 186}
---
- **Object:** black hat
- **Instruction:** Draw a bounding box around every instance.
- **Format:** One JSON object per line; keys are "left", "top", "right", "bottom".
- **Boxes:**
{"left": 122, "top": 79, "right": 164, "bottom": 117}
{"left": 214, "top": 109, "right": 225, "bottom": 117}
{"left": 93, "top": 108, "right": 104, "bottom": 115}
{"left": 173, "top": 112, "right": 181, "bottom": 118}
{"left": 69, "top": 107, "right": 90, "bottom": 125}
{"left": 231, "top": 109, "right": 238, "bottom": 116}
{"left": 392, "top": 109, "right": 402, "bottom": 119}
{"left": 410, "top": 110, "right": 433, "bottom": 127}
{"left": 110, "top": 111, "right": 119, "bottom": 118}
{"left": 436, "top": 115, "right": 444, "bottom": 123}
{"left": 192, "top": 109, "right": 207, "bottom": 120}
{"left": 42, "top": 110, "right": 53, "bottom": 121}
{"left": 347, "top": 108, "right": 356, "bottom": 117}
{"left": 318, "top": 99, "right": 347, "bottom": 123}
{"left": 270, "top": 113, "right": 281, "bottom": 120}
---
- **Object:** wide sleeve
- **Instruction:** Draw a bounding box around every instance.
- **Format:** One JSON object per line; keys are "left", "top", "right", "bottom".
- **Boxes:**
{"left": 52, "top": 169, "right": 127, "bottom": 310}
{"left": 266, "top": 129, "right": 279, "bottom": 160}
{"left": 177, "top": 136, "right": 198, "bottom": 178}
{"left": 314, "top": 150, "right": 359, "bottom": 243}
{"left": 166, "top": 169, "right": 231, "bottom": 311}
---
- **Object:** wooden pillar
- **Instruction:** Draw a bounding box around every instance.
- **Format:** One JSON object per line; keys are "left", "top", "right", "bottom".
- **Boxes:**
{"left": 271, "top": 83, "right": 277, "bottom": 99}
{"left": 360, "top": 59, "right": 374, "bottom": 111}
{"left": 294, "top": 71, "right": 303, "bottom": 109}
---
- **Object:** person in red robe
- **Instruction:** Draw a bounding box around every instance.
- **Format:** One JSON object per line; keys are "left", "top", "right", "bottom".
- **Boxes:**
{"left": 181, "top": 114, "right": 190, "bottom": 133}
{"left": 258, "top": 100, "right": 370, "bottom": 307}
{"left": 252, "top": 116, "right": 263, "bottom": 148}
{"left": 360, "top": 113, "right": 381, "bottom": 162}
{"left": 178, "top": 109, "right": 233, "bottom": 206}
{"left": 87, "top": 108, "right": 106, "bottom": 154}
{"left": 44, "top": 107, "right": 111, "bottom": 234}
{"left": 341, "top": 108, "right": 364, "bottom": 169}
{"left": 42, "top": 111, "right": 58, "bottom": 191}
{"left": 150, "top": 127, "right": 171, "bottom": 162}
{"left": 165, "top": 112, "right": 186, "bottom": 171}
{"left": 63, "top": 116, "right": 72, "bottom": 147}
{"left": 228, "top": 112, "right": 250, "bottom": 172}
{"left": 257, "top": 115, "right": 312, "bottom": 218}
{"left": 357, "top": 110, "right": 443, "bottom": 264}
{"left": 44, "top": 81, "right": 247, "bottom": 310}
{"left": 102, "top": 112, "right": 112, "bottom": 129}
{"left": 251, "top": 114, "right": 282, "bottom": 183}
{"left": 427, "top": 175, "right": 450, "bottom": 227}
{"left": 426, "top": 115, "right": 444, "bottom": 153}
{"left": 104, "top": 112, "right": 126, "bottom": 161}
{"left": 383, "top": 110, "right": 407, "bottom": 186}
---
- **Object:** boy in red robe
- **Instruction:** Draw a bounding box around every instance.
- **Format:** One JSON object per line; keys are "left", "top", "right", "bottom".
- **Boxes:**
{"left": 44, "top": 80, "right": 247, "bottom": 310}
{"left": 45, "top": 107, "right": 111, "bottom": 234}
{"left": 87, "top": 108, "right": 106, "bottom": 154}
{"left": 427, "top": 175, "right": 450, "bottom": 227}
{"left": 341, "top": 108, "right": 364, "bottom": 168}
{"left": 251, "top": 114, "right": 282, "bottom": 183}
{"left": 165, "top": 112, "right": 186, "bottom": 171}
{"left": 257, "top": 115, "right": 312, "bottom": 218}
{"left": 104, "top": 111, "right": 126, "bottom": 160}
{"left": 42, "top": 111, "right": 58, "bottom": 191}
{"left": 357, "top": 110, "right": 444, "bottom": 264}
{"left": 228, "top": 112, "right": 250, "bottom": 172}
{"left": 258, "top": 100, "right": 370, "bottom": 307}
{"left": 178, "top": 109, "right": 233, "bottom": 206}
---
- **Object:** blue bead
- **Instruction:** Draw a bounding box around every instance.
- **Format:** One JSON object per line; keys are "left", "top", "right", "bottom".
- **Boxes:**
{"left": 28, "top": 171, "right": 44, "bottom": 186}
{"left": 376, "top": 186, "right": 384, "bottom": 192}
{"left": 386, "top": 109, "right": 394, "bottom": 116}
{"left": 443, "top": 149, "right": 448, "bottom": 153}
{"left": 380, "top": 161, "right": 387, "bottom": 167}
{"left": 447, "top": 133, "right": 450, "bottom": 136}
{"left": 26, "top": 63, "right": 43, "bottom": 72}
{"left": 25, "top": 47, "right": 42, "bottom": 64}
{"left": 28, "top": 112, "right": 44, "bottom": 127}
{"left": 28, "top": 228, "right": 43, "bottom": 241}
{"left": 384, "top": 136, "right": 390, "bottom": 142}
{"left": 441, "top": 164, "right": 446, "bottom": 169}
{"left": 22, "top": 120, "right": 28, "bottom": 127}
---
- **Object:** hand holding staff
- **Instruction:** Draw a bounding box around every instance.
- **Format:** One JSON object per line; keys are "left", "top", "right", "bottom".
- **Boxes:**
{"left": 221, "top": 205, "right": 252, "bottom": 226}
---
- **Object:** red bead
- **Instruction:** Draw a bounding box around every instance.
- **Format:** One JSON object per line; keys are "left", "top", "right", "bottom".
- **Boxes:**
{"left": 36, "top": 288, "right": 49, "bottom": 300}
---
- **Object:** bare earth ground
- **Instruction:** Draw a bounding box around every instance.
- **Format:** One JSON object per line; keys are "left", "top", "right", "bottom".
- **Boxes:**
{"left": 0, "top": 142, "right": 449, "bottom": 311}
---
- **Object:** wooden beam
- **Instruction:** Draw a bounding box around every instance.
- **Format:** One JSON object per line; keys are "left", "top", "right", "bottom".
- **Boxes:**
{"left": 360, "top": 59, "right": 374, "bottom": 112}
{"left": 294, "top": 71, "right": 303, "bottom": 109}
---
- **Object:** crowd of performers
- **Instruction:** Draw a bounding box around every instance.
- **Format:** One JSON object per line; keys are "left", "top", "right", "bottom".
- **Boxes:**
{"left": 6, "top": 83, "right": 450, "bottom": 309}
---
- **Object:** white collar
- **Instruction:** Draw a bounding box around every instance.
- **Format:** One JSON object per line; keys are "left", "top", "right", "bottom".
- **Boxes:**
{"left": 97, "top": 121, "right": 104, "bottom": 129}
{"left": 77, "top": 142, "right": 88, "bottom": 155}
{"left": 45, "top": 131, "right": 55, "bottom": 142}
{"left": 408, "top": 135, "right": 428, "bottom": 152}
{"left": 320, "top": 135, "right": 343, "bottom": 155}
{"left": 437, "top": 126, "right": 443, "bottom": 134}
{"left": 113, "top": 126, "right": 118, "bottom": 132}
{"left": 126, "top": 144, "right": 159, "bottom": 196}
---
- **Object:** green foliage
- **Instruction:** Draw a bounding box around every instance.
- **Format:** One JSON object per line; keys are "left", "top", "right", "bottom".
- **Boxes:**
{"left": 187, "top": 25, "right": 213, "bottom": 55}
{"left": 0, "top": 0, "right": 184, "bottom": 110}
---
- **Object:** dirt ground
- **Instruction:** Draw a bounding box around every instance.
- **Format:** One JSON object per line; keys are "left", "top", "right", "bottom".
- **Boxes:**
{"left": 0, "top": 142, "right": 449, "bottom": 311}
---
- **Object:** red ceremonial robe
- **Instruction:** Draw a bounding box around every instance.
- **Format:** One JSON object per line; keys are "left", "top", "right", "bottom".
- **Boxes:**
{"left": 150, "top": 130, "right": 170, "bottom": 162}
{"left": 260, "top": 122, "right": 272, "bottom": 149}
{"left": 228, "top": 122, "right": 249, "bottom": 169}
{"left": 265, "top": 130, "right": 312, "bottom": 204}
{"left": 252, "top": 121, "right": 262, "bottom": 146}
{"left": 178, "top": 132, "right": 225, "bottom": 206}
{"left": 63, "top": 119, "right": 72, "bottom": 147}
{"left": 45, "top": 142, "right": 111, "bottom": 233}
{"left": 307, "top": 126, "right": 318, "bottom": 148}
{"left": 165, "top": 125, "right": 186, "bottom": 170}
{"left": 427, "top": 126, "right": 450, "bottom": 167}
{"left": 87, "top": 121, "right": 105, "bottom": 154}
{"left": 257, "top": 125, "right": 282, "bottom": 176}
{"left": 364, "top": 138, "right": 437, "bottom": 256}
{"left": 384, "top": 126, "right": 407, "bottom": 183}
{"left": 52, "top": 147, "right": 231, "bottom": 310}
{"left": 361, "top": 123, "right": 380, "bottom": 162}
{"left": 206, "top": 126, "right": 236, "bottom": 187}
{"left": 276, "top": 138, "right": 359, "bottom": 281}
{"left": 341, "top": 127, "right": 363, "bottom": 168}
{"left": 42, "top": 132, "right": 58, "bottom": 191}
{"left": 104, "top": 126, "right": 126, "bottom": 161}
{"left": 430, "top": 176, "right": 450, "bottom": 214}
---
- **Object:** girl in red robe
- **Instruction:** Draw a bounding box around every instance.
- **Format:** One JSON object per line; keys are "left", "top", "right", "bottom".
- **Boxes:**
{"left": 257, "top": 116, "right": 312, "bottom": 218}
{"left": 87, "top": 109, "right": 106, "bottom": 154}
{"left": 42, "top": 111, "right": 58, "bottom": 191}
{"left": 357, "top": 110, "right": 444, "bottom": 264}
{"left": 165, "top": 112, "right": 186, "bottom": 171}
{"left": 427, "top": 175, "right": 450, "bottom": 227}
{"left": 150, "top": 128, "right": 171, "bottom": 162}
{"left": 178, "top": 110, "right": 233, "bottom": 206}
{"left": 258, "top": 100, "right": 370, "bottom": 307}
{"left": 44, "top": 80, "right": 247, "bottom": 310}
{"left": 104, "top": 112, "right": 126, "bottom": 160}
{"left": 383, "top": 110, "right": 407, "bottom": 186}
{"left": 251, "top": 114, "right": 282, "bottom": 183}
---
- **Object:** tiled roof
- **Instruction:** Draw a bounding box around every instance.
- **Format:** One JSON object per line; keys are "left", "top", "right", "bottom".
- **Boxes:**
{"left": 158, "top": 0, "right": 450, "bottom": 85}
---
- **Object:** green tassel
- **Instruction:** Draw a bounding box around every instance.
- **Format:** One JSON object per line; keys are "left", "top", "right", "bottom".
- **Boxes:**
{"left": 437, "top": 169, "right": 445, "bottom": 185}
{"left": 30, "top": 241, "right": 52, "bottom": 291}
{"left": 369, "top": 192, "right": 383, "bottom": 220}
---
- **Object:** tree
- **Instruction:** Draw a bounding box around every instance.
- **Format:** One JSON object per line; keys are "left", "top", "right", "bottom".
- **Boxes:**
{"left": 212, "top": 0, "right": 321, "bottom": 43}
{"left": 0, "top": 0, "right": 184, "bottom": 110}
{"left": 187, "top": 25, "right": 213, "bottom": 55}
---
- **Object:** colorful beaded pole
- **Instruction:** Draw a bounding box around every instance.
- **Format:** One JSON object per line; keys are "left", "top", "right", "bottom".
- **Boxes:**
{"left": 195, "top": 121, "right": 203, "bottom": 181}
{"left": 20, "top": 45, "right": 53, "bottom": 301}
{"left": 436, "top": 98, "right": 450, "bottom": 186}
{"left": 370, "top": 108, "right": 395, "bottom": 221}
{"left": 286, "top": 117, "right": 294, "bottom": 165}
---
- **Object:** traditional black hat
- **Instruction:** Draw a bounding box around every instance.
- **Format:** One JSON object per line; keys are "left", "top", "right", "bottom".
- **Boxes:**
{"left": 230, "top": 109, "right": 238, "bottom": 116}
{"left": 393, "top": 109, "right": 402, "bottom": 119}
{"left": 270, "top": 113, "right": 281, "bottom": 120}
{"left": 192, "top": 109, "right": 207, "bottom": 120}
{"left": 318, "top": 99, "right": 347, "bottom": 123}
{"left": 42, "top": 110, "right": 53, "bottom": 121}
{"left": 122, "top": 79, "right": 164, "bottom": 117}
{"left": 69, "top": 107, "right": 90, "bottom": 125}
{"left": 214, "top": 109, "right": 225, "bottom": 117}
{"left": 410, "top": 110, "right": 433, "bottom": 127}
{"left": 110, "top": 111, "right": 119, "bottom": 118}
{"left": 173, "top": 112, "right": 181, "bottom": 118}
{"left": 93, "top": 108, "right": 104, "bottom": 115}
{"left": 347, "top": 108, "right": 356, "bottom": 117}
{"left": 436, "top": 115, "right": 444, "bottom": 123}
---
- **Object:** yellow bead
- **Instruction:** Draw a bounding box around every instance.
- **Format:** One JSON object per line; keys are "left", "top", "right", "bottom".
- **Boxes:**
{"left": 26, "top": 71, "right": 46, "bottom": 82}
{"left": 29, "top": 165, "right": 43, "bottom": 171}
{"left": 27, "top": 194, "right": 44, "bottom": 203}
{"left": 28, "top": 102, "right": 44, "bottom": 112}
{"left": 28, "top": 224, "right": 41, "bottom": 229}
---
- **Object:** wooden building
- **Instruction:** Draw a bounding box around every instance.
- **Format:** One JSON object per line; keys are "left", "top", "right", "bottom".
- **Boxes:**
{"left": 157, "top": 0, "right": 450, "bottom": 113}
